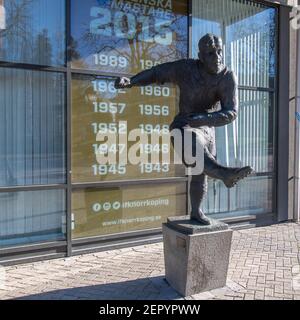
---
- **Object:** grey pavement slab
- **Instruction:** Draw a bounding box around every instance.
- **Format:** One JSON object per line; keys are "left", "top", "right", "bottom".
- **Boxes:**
{"left": 0, "top": 223, "right": 299, "bottom": 300}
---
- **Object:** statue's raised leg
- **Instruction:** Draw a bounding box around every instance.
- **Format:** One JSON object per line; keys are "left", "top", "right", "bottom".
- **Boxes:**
{"left": 203, "top": 147, "right": 253, "bottom": 188}
{"left": 189, "top": 148, "right": 253, "bottom": 225}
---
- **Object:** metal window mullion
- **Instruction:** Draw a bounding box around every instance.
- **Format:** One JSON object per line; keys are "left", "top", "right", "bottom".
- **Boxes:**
{"left": 277, "top": 5, "right": 290, "bottom": 222}
{"left": 70, "top": 68, "right": 133, "bottom": 78}
{"left": 187, "top": 0, "right": 192, "bottom": 218}
{"left": 294, "top": 1, "right": 300, "bottom": 222}
{"left": 71, "top": 177, "right": 189, "bottom": 190}
{"left": 66, "top": 0, "right": 72, "bottom": 257}
{"left": 188, "top": 0, "right": 192, "bottom": 59}
{"left": 238, "top": 85, "right": 275, "bottom": 92}
{"left": 0, "top": 61, "right": 67, "bottom": 73}
{"left": 0, "top": 184, "right": 67, "bottom": 193}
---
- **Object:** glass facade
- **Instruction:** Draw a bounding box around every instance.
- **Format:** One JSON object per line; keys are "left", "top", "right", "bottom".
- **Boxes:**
{"left": 191, "top": 0, "right": 277, "bottom": 217}
{"left": 70, "top": 0, "right": 188, "bottom": 239}
{"left": 0, "top": 0, "right": 281, "bottom": 256}
{"left": 71, "top": 74, "right": 185, "bottom": 183}
{"left": 0, "top": 68, "right": 66, "bottom": 187}
{"left": 71, "top": 0, "right": 188, "bottom": 73}
{"left": 72, "top": 183, "right": 186, "bottom": 238}
{"left": 0, "top": 0, "right": 66, "bottom": 248}
{"left": 0, "top": 189, "right": 66, "bottom": 247}
{"left": 0, "top": 0, "right": 65, "bottom": 66}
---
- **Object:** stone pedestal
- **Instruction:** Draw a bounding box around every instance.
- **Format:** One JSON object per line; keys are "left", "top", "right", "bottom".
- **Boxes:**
{"left": 162, "top": 216, "right": 233, "bottom": 297}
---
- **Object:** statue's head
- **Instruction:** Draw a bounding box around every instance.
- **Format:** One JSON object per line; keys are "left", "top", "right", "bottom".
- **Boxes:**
{"left": 198, "top": 33, "right": 224, "bottom": 75}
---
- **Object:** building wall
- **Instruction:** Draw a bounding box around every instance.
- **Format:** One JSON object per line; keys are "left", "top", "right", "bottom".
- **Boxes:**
{"left": 293, "top": 0, "right": 300, "bottom": 222}
{"left": 267, "top": 0, "right": 297, "bottom": 222}
{"left": 289, "top": 0, "right": 297, "bottom": 221}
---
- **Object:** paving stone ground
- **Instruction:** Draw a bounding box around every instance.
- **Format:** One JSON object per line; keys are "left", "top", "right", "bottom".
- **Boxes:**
{"left": 0, "top": 222, "right": 300, "bottom": 300}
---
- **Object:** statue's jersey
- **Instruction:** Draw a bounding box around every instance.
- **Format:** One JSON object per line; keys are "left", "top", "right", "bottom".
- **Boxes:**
{"left": 131, "top": 59, "right": 238, "bottom": 129}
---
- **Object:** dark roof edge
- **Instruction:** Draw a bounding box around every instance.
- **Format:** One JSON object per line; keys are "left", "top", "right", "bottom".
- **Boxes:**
{"left": 262, "top": 0, "right": 295, "bottom": 8}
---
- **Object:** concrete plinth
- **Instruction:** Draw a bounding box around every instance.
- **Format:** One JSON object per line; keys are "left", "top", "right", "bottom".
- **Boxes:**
{"left": 163, "top": 216, "right": 233, "bottom": 297}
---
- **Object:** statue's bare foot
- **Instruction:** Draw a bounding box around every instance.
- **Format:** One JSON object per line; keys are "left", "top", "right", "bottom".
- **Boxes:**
{"left": 223, "top": 166, "right": 254, "bottom": 188}
{"left": 191, "top": 210, "right": 211, "bottom": 225}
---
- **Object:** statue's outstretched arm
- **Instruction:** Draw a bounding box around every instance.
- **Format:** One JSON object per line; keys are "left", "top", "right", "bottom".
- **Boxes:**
{"left": 187, "top": 71, "right": 238, "bottom": 128}
{"left": 114, "top": 69, "right": 156, "bottom": 89}
{"left": 130, "top": 68, "right": 158, "bottom": 86}
{"left": 115, "top": 61, "right": 180, "bottom": 89}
